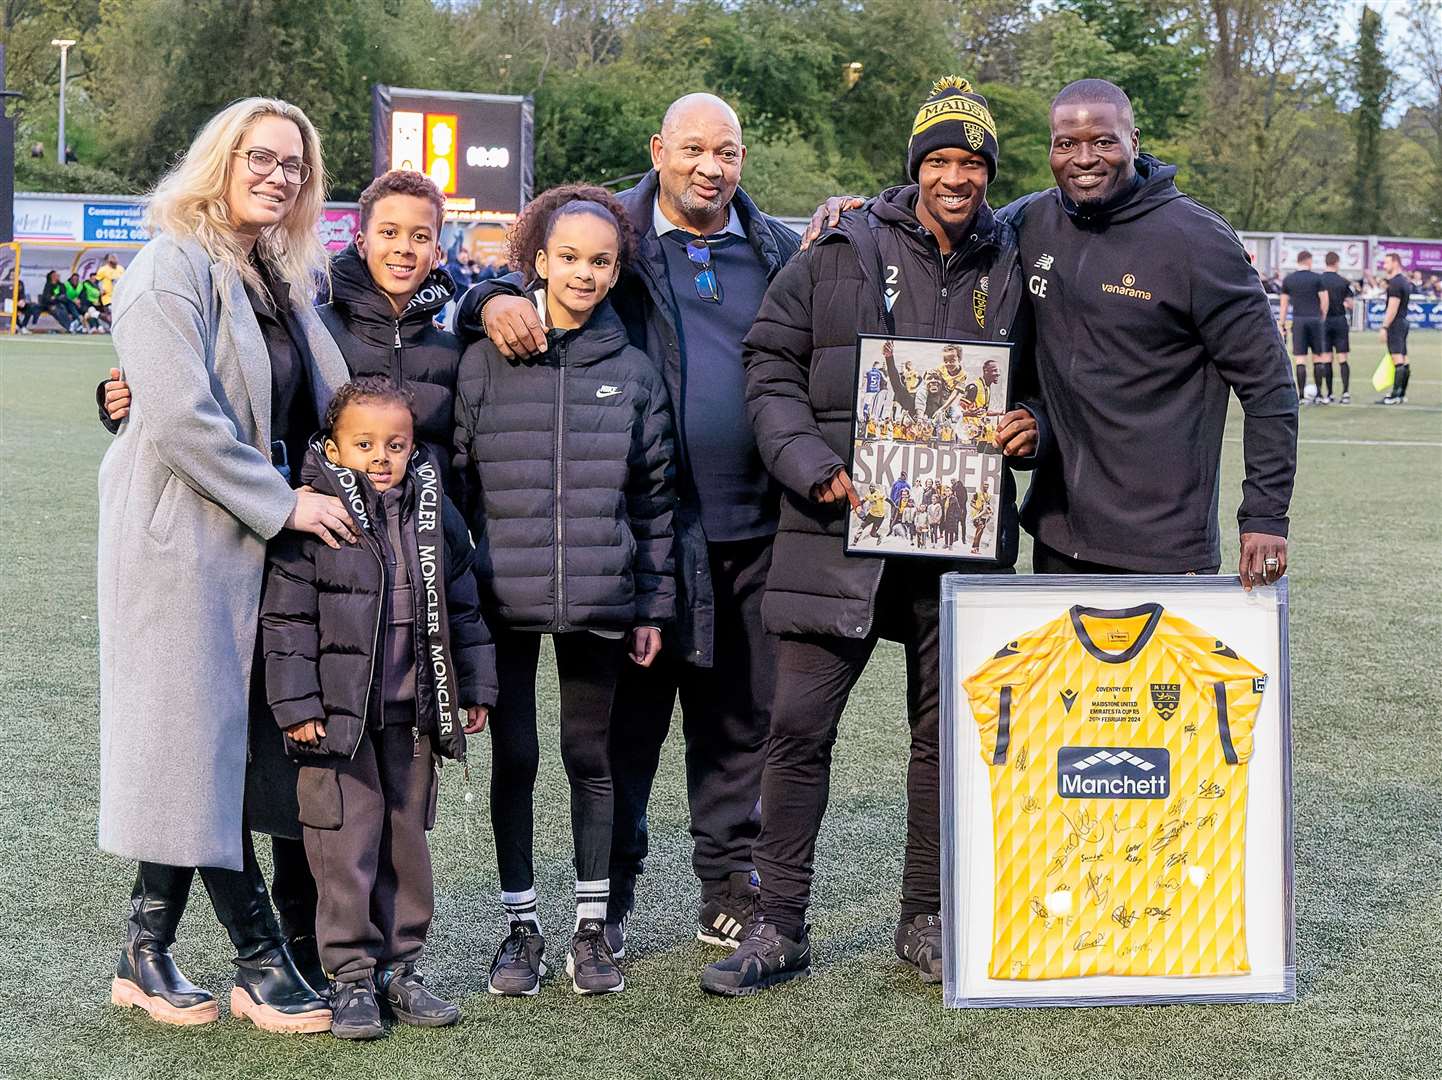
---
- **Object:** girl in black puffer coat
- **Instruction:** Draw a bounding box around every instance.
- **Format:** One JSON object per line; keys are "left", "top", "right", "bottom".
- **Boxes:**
{"left": 453, "top": 185, "right": 676, "bottom": 997}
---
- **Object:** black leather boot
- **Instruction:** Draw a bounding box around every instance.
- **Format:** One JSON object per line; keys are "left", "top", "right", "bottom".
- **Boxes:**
{"left": 285, "top": 934, "right": 329, "bottom": 998}
{"left": 110, "top": 863, "right": 219, "bottom": 1026}
{"left": 200, "top": 836, "right": 331, "bottom": 1034}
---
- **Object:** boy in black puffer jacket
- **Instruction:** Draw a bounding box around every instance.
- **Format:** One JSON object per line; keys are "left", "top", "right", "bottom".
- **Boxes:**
{"left": 453, "top": 185, "right": 676, "bottom": 997}
{"left": 261, "top": 378, "right": 497, "bottom": 1039}
{"left": 317, "top": 171, "right": 466, "bottom": 495}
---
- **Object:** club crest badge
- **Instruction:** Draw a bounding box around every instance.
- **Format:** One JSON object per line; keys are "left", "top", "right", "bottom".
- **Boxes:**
{"left": 964, "top": 121, "right": 985, "bottom": 150}
{"left": 1150, "top": 683, "right": 1181, "bottom": 721}
{"left": 973, "top": 288, "right": 987, "bottom": 327}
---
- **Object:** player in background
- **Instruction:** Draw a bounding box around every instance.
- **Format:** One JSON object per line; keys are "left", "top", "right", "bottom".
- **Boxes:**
{"left": 1319, "top": 251, "right": 1354, "bottom": 404}
{"left": 1279, "top": 250, "right": 1329, "bottom": 404}
{"left": 970, "top": 485, "right": 993, "bottom": 554}
{"left": 856, "top": 486, "right": 888, "bottom": 543}
{"left": 1378, "top": 252, "right": 1414, "bottom": 405}
{"left": 861, "top": 358, "right": 888, "bottom": 422}
{"left": 887, "top": 472, "right": 911, "bottom": 536}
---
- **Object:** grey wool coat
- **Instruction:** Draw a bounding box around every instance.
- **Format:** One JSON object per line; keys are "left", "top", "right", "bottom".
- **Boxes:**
{"left": 97, "top": 234, "right": 349, "bottom": 871}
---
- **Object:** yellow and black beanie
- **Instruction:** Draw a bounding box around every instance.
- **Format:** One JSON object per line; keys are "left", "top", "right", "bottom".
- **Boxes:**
{"left": 906, "top": 76, "right": 998, "bottom": 182}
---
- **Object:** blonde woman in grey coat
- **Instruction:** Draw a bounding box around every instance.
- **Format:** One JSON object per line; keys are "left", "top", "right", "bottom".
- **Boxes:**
{"left": 98, "top": 97, "right": 352, "bottom": 1034}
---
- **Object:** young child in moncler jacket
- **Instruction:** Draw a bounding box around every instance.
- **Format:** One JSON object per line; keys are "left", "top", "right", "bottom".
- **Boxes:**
{"left": 261, "top": 377, "right": 497, "bottom": 1040}
{"left": 452, "top": 184, "right": 676, "bottom": 997}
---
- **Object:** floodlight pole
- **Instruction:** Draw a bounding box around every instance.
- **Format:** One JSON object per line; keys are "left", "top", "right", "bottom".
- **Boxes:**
{"left": 52, "top": 39, "right": 76, "bottom": 166}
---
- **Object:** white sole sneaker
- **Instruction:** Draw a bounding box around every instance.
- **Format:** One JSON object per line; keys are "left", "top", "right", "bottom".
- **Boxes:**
{"left": 487, "top": 959, "right": 546, "bottom": 997}
{"left": 565, "top": 953, "right": 624, "bottom": 995}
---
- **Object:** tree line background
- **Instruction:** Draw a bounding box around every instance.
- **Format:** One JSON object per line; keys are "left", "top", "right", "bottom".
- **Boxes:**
{"left": 3, "top": 0, "right": 1440, "bottom": 235}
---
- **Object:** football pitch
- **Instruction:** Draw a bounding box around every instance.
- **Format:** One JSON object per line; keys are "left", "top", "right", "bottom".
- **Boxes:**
{"left": 1, "top": 334, "right": 1438, "bottom": 1079}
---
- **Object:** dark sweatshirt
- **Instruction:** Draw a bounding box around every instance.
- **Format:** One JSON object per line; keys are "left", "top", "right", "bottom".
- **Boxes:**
{"left": 999, "top": 155, "right": 1298, "bottom": 572}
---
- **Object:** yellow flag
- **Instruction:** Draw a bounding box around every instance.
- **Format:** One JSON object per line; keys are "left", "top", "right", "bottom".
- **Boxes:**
{"left": 1371, "top": 352, "right": 1395, "bottom": 393}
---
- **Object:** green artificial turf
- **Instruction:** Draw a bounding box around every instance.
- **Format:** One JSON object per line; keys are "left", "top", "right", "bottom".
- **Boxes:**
{"left": 1, "top": 333, "right": 1438, "bottom": 1079}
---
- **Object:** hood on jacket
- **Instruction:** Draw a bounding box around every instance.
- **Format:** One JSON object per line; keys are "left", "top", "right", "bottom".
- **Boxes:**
{"left": 520, "top": 298, "right": 632, "bottom": 370}
{"left": 326, "top": 242, "right": 457, "bottom": 350}
{"left": 298, "top": 433, "right": 449, "bottom": 527}
{"left": 1059, "top": 153, "right": 1184, "bottom": 228}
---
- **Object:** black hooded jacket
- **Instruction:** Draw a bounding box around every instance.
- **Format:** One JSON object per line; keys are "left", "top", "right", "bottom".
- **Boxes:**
{"left": 998, "top": 155, "right": 1298, "bottom": 572}
{"left": 260, "top": 441, "right": 496, "bottom": 762}
{"left": 453, "top": 299, "right": 677, "bottom": 634}
{"left": 742, "top": 185, "right": 1050, "bottom": 640}
{"left": 452, "top": 172, "right": 799, "bottom": 666}
{"left": 317, "top": 244, "right": 464, "bottom": 490}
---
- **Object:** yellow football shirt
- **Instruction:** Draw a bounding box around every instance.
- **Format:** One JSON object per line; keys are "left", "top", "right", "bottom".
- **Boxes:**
{"left": 95, "top": 262, "right": 125, "bottom": 305}
{"left": 962, "top": 605, "right": 1267, "bottom": 980}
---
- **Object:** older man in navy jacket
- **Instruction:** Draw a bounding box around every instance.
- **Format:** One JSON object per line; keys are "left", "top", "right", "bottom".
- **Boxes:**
{"left": 457, "top": 94, "right": 799, "bottom": 956}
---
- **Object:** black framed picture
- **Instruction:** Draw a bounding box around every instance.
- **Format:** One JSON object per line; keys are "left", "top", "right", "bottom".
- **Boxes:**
{"left": 846, "top": 333, "right": 1016, "bottom": 561}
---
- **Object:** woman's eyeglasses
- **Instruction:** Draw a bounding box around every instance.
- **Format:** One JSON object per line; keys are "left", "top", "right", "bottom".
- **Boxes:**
{"left": 234, "top": 148, "right": 312, "bottom": 185}
{"left": 686, "top": 237, "right": 722, "bottom": 304}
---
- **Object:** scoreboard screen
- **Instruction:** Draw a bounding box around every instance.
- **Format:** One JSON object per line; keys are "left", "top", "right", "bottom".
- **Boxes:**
{"left": 372, "top": 86, "right": 533, "bottom": 222}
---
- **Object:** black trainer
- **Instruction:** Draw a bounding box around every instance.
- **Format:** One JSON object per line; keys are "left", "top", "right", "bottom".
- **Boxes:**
{"left": 697, "top": 870, "right": 759, "bottom": 949}
{"left": 700, "top": 920, "right": 811, "bottom": 997}
{"left": 329, "top": 978, "right": 383, "bottom": 1040}
{"left": 487, "top": 923, "right": 546, "bottom": 997}
{"left": 378, "top": 965, "right": 460, "bottom": 1027}
{"left": 568, "top": 919, "right": 624, "bottom": 994}
{"left": 895, "top": 913, "right": 943, "bottom": 982}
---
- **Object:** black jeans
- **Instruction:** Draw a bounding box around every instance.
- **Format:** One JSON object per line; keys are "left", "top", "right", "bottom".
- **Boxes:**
{"left": 489, "top": 629, "right": 624, "bottom": 891}
{"left": 1033, "top": 537, "right": 1220, "bottom": 576}
{"left": 753, "top": 560, "right": 1006, "bottom": 930}
{"left": 608, "top": 535, "right": 773, "bottom": 898}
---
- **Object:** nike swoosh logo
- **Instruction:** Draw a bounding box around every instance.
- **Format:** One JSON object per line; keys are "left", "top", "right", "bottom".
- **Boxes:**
{"left": 596, "top": 387, "right": 622, "bottom": 398}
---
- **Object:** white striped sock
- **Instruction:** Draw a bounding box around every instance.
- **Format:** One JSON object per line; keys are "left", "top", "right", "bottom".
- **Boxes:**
{"left": 575, "top": 877, "right": 609, "bottom": 929}
{"left": 501, "top": 887, "right": 541, "bottom": 932}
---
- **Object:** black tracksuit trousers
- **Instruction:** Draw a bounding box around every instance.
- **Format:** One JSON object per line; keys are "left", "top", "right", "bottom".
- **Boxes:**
{"left": 300, "top": 725, "right": 437, "bottom": 984}
{"left": 753, "top": 560, "right": 1008, "bottom": 931}
{"left": 489, "top": 630, "right": 624, "bottom": 892}
{"left": 607, "top": 535, "right": 773, "bottom": 904}
{"left": 1032, "top": 538, "right": 1221, "bottom": 576}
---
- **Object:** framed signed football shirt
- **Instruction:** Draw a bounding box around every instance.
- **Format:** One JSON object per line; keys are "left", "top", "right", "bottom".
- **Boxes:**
{"left": 962, "top": 603, "right": 1268, "bottom": 980}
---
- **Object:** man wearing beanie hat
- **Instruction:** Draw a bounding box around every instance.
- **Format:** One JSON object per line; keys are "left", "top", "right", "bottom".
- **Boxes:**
{"left": 701, "top": 77, "right": 1051, "bottom": 997}
{"left": 906, "top": 77, "right": 999, "bottom": 182}
{"left": 806, "top": 78, "right": 1297, "bottom": 588}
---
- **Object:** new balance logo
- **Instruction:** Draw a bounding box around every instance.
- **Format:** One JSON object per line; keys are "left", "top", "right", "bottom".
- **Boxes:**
{"left": 1058, "top": 746, "right": 1170, "bottom": 799}
{"left": 596, "top": 385, "right": 622, "bottom": 398}
{"left": 1060, "top": 688, "right": 1078, "bottom": 713}
{"left": 1034, "top": 254, "right": 1055, "bottom": 270}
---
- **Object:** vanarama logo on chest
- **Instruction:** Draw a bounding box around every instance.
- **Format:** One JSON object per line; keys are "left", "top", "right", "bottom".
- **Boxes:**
{"left": 1101, "top": 271, "right": 1153, "bottom": 301}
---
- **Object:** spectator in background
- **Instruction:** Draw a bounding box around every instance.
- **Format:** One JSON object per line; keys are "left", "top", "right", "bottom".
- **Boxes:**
{"left": 471, "top": 253, "right": 499, "bottom": 283}
{"left": 453, "top": 248, "right": 476, "bottom": 288}
{"left": 39, "top": 270, "right": 82, "bottom": 332}
{"left": 65, "top": 144, "right": 78, "bottom": 163}
{"left": 96, "top": 254, "right": 126, "bottom": 307}
{"left": 30, "top": 142, "right": 44, "bottom": 159}
{"left": 81, "top": 272, "right": 110, "bottom": 332}
{"left": 14, "top": 279, "right": 40, "bottom": 332}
